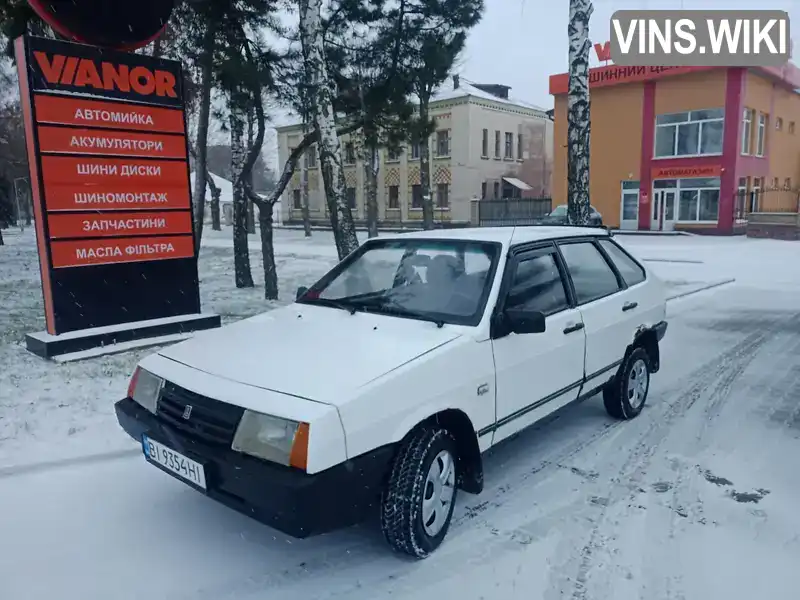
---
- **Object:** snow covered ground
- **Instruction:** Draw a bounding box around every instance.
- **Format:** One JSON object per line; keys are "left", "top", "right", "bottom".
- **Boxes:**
{"left": 1, "top": 227, "right": 799, "bottom": 600}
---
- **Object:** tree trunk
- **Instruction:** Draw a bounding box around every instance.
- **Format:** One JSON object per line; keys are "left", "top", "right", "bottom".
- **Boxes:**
{"left": 191, "top": 20, "right": 216, "bottom": 256}
{"left": 301, "top": 123, "right": 312, "bottom": 237}
{"left": 209, "top": 174, "right": 222, "bottom": 231}
{"left": 418, "top": 98, "right": 434, "bottom": 230}
{"left": 567, "top": 0, "right": 593, "bottom": 226}
{"left": 258, "top": 204, "right": 279, "bottom": 300}
{"left": 299, "top": 0, "right": 359, "bottom": 260}
{"left": 230, "top": 102, "right": 254, "bottom": 288}
{"left": 0, "top": 227, "right": 4, "bottom": 246}
{"left": 246, "top": 106, "right": 256, "bottom": 235}
{"left": 363, "top": 136, "right": 379, "bottom": 238}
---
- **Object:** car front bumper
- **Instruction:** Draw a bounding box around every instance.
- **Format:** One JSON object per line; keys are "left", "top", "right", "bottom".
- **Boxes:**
{"left": 115, "top": 397, "right": 395, "bottom": 538}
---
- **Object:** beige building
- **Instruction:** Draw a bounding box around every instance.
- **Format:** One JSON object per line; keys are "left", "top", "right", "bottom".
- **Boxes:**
{"left": 276, "top": 76, "right": 554, "bottom": 227}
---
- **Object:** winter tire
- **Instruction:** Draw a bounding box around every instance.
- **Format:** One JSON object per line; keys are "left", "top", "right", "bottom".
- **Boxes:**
{"left": 380, "top": 426, "right": 458, "bottom": 559}
{"left": 603, "top": 346, "right": 651, "bottom": 420}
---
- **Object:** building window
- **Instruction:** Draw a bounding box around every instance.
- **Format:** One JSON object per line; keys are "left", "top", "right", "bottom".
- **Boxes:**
{"left": 742, "top": 108, "right": 753, "bottom": 154}
{"left": 346, "top": 186, "right": 356, "bottom": 208}
{"left": 517, "top": 134, "right": 524, "bottom": 160}
{"left": 776, "top": 117, "right": 784, "bottom": 131}
{"left": 436, "top": 183, "right": 449, "bottom": 208}
{"left": 654, "top": 108, "right": 724, "bottom": 158}
{"left": 436, "top": 130, "right": 450, "bottom": 157}
{"left": 790, "top": 121, "right": 796, "bottom": 134}
{"left": 756, "top": 112, "right": 767, "bottom": 156}
{"left": 304, "top": 147, "right": 316, "bottom": 168}
{"left": 388, "top": 185, "right": 399, "bottom": 209}
{"left": 620, "top": 180, "right": 639, "bottom": 222}
{"left": 504, "top": 132, "right": 514, "bottom": 158}
{"left": 750, "top": 177, "right": 762, "bottom": 212}
{"left": 494, "top": 130, "right": 501, "bottom": 158}
{"left": 481, "top": 181, "right": 487, "bottom": 198}
{"left": 345, "top": 142, "right": 356, "bottom": 164}
{"left": 677, "top": 177, "right": 720, "bottom": 222}
{"left": 292, "top": 189, "right": 301, "bottom": 209}
{"left": 410, "top": 142, "right": 420, "bottom": 159}
{"left": 411, "top": 184, "right": 423, "bottom": 208}
{"left": 785, "top": 177, "right": 792, "bottom": 189}
{"left": 493, "top": 181, "right": 500, "bottom": 198}
{"left": 387, "top": 146, "right": 400, "bottom": 162}
{"left": 481, "top": 129, "right": 488, "bottom": 157}
{"left": 773, "top": 177, "right": 779, "bottom": 188}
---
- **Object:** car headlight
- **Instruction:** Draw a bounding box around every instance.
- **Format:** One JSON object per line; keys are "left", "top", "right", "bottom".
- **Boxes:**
{"left": 232, "top": 411, "right": 309, "bottom": 470}
{"left": 127, "top": 367, "right": 164, "bottom": 414}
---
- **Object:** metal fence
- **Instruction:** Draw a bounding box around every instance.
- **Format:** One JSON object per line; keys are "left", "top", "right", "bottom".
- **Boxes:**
{"left": 473, "top": 197, "right": 553, "bottom": 227}
{"left": 734, "top": 187, "right": 800, "bottom": 222}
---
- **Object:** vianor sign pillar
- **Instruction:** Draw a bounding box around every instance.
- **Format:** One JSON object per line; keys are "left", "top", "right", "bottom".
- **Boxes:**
{"left": 15, "top": 0, "right": 220, "bottom": 360}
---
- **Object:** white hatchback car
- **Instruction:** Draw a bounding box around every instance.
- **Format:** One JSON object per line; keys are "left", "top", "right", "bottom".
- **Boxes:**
{"left": 117, "top": 226, "right": 668, "bottom": 558}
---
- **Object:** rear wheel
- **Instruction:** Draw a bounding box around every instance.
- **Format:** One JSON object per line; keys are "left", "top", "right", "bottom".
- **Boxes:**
{"left": 603, "top": 346, "right": 651, "bottom": 420}
{"left": 380, "top": 426, "right": 458, "bottom": 559}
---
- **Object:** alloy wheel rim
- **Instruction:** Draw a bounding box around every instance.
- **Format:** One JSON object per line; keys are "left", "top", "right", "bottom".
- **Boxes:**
{"left": 627, "top": 358, "right": 649, "bottom": 409}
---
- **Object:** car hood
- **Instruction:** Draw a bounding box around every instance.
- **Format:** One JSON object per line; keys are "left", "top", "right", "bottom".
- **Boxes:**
{"left": 157, "top": 304, "right": 463, "bottom": 406}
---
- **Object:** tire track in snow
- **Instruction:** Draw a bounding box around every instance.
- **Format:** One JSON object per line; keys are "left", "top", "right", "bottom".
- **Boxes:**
{"left": 0, "top": 447, "right": 139, "bottom": 480}
{"left": 639, "top": 316, "right": 800, "bottom": 599}
{"left": 542, "top": 323, "right": 779, "bottom": 600}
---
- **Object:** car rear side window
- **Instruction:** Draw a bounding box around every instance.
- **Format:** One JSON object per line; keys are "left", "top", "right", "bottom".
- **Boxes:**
{"left": 558, "top": 241, "right": 621, "bottom": 305}
{"left": 598, "top": 240, "right": 646, "bottom": 287}
{"left": 506, "top": 252, "right": 569, "bottom": 315}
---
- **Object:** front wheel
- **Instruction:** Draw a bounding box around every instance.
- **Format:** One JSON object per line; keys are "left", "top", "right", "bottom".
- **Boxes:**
{"left": 604, "top": 346, "right": 651, "bottom": 420}
{"left": 380, "top": 426, "right": 458, "bottom": 559}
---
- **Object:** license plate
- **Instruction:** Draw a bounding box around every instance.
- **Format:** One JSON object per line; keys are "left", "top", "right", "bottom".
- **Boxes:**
{"left": 142, "top": 435, "right": 207, "bottom": 490}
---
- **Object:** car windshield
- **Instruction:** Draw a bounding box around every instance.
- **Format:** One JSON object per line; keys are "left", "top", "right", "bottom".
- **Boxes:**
{"left": 298, "top": 239, "right": 501, "bottom": 326}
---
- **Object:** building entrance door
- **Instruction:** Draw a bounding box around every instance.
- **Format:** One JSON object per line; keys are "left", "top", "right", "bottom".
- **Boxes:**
{"left": 651, "top": 188, "right": 677, "bottom": 231}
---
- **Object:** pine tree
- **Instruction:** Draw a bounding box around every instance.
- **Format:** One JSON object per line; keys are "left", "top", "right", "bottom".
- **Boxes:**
{"left": 387, "top": 0, "right": 484, "bottom": 230}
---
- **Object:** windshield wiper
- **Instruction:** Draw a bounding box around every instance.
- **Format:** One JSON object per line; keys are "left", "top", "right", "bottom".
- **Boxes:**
{"left": 345, "top": 296, "right": 446, "bottom": 328}
{"left": 299, "top": 297, "right": 357, "bottom": 314}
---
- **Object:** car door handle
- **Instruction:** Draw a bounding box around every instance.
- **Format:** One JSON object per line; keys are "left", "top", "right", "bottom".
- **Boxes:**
{"left": 563, "top": 322, "right": 584, "bottom": 335}
{"left": 622, "top": 301, "right": 638, "bottom": 312}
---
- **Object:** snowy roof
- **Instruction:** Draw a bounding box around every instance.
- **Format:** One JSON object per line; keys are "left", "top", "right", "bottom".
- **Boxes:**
{"left": 379, "top": 226, "right": 610, "bottom": 246}
{"left": 190, "top": 171, "right": 233, "bottom": 204}
{"left": 430, "top": 78, "right": 548, "bottom": 113}
{"left": 275, "top": 77, "right": 548, "bottom": 131}
{"left": 189, "top": 172, "right": 271, "bottom": 204}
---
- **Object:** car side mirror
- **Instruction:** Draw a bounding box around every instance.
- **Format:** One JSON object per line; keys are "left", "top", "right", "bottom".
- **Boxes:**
{"left": 296, "top": 286, "right": 308, "bottom": 300}
{"left": 505, "top": 308, "right": 546, "bottom": 334}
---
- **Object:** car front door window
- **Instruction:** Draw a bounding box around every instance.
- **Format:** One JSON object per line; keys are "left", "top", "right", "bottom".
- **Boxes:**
{"left": 506, "top": 253, "right": 570, "bottom": 316}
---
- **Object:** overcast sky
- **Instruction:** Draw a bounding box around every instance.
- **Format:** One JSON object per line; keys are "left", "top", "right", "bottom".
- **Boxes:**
{"left": 460, "top": 0, "right": 800, "bottom": 108}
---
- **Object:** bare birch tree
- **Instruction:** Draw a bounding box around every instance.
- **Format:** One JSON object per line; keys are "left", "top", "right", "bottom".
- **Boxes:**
{"left": 567, "top": 0, "right": 592, "bottom": 226}
{"left": 229, "top": 95, "right": 254, "bottom": 288}
{"left": 299, "top": 0, "right": 359, "bottom": 260}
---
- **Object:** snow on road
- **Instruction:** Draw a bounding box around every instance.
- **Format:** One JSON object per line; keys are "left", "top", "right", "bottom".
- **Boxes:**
{"left": 1, "top": 227, "right": 799, "bottom": 600}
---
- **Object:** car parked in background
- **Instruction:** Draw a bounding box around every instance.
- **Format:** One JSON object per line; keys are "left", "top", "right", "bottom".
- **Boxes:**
{"left": 540, "top": 204, "right": 604, "bottom": 227}
{"left": 116, "top": 226, "right": 667, "bottom": 559}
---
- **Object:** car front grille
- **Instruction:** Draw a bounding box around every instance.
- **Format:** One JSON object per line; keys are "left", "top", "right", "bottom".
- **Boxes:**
{"left": 156, "top": 382, "right": 244, "bottom": 447}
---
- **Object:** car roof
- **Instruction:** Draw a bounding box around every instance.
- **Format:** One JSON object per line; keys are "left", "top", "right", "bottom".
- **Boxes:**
{"left": 380, "top": 226, "right": 610, "bottom": 246}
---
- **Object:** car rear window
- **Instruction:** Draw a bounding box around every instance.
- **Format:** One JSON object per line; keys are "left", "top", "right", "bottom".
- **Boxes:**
{"left": 598, "top": 240, "right": 646, "bottom": 287}
{"left": 558, "top": 241, "right": 621, "bottom": 304}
